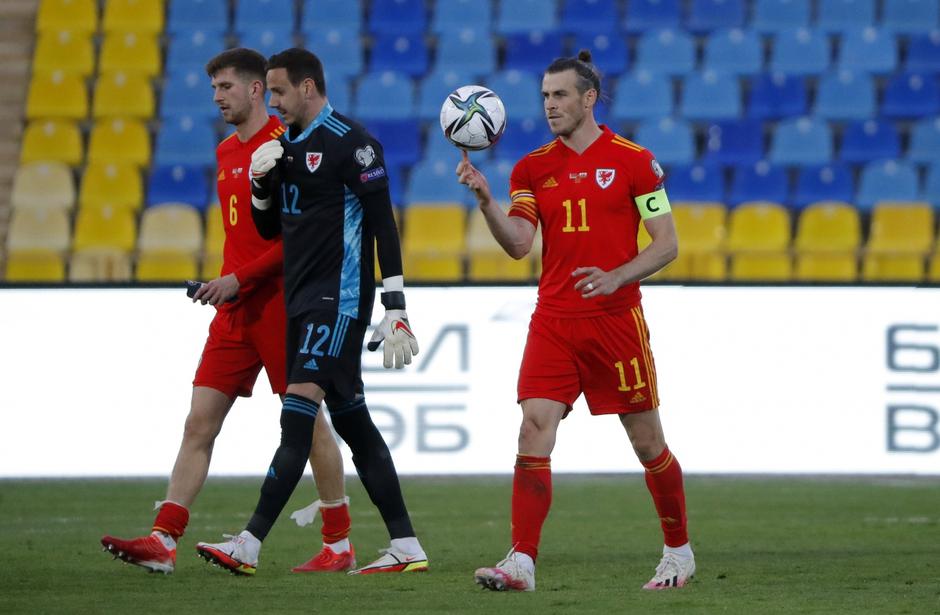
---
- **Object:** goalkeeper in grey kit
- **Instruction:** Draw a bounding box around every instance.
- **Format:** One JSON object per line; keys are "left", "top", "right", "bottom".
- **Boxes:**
{"left": 194, "top": 48, "right": 428, "bottom": 575}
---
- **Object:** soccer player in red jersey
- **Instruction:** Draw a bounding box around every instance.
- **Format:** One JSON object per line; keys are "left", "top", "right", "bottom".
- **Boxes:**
{"left": 101, "top": 49, "right": 354, "bottom": 574}
{"left": 457, "top": 50, "right": 694, "bottom": 592}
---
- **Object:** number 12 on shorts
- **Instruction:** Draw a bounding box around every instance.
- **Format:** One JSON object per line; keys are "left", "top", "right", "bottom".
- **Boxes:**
{"left": 614, "top": 357, "right": 646, "bottom": 392}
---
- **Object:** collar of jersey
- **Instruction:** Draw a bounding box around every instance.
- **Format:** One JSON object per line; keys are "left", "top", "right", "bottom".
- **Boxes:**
{"left": 286, "top": 103, "right": 334, "bottom": 144}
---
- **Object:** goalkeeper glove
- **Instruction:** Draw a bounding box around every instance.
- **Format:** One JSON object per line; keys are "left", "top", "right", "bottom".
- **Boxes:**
{"left": 367, "top": 291, "right": 419, "bottom": 369}
{"left": 249, "top": 140, "right": 283, "bottom": 210}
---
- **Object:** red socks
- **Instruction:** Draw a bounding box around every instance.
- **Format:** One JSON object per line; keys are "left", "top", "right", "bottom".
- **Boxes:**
{"left": 510, "top": 454, "right": 552, "bottom": 561}
{"left": 642, "top": 447, "right": 688, "bottom": 547}
{"left": 320, "top": 502, "right": 351, "bottom": 544}
{"left": 152, "top": 501, "right": 189, "bottom": 540}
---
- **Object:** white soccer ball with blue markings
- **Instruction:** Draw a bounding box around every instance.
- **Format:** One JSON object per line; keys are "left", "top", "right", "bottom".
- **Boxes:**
{"left": 440, "top": 85, "right": 506, "bottom": 151}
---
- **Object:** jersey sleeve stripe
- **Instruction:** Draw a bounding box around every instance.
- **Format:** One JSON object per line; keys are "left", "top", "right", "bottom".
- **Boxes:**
{"left": 612, "top": 136, "right": 644, "bottom": 152}
{"left": 527, "top": 142, "right": 557, "bottom": 157}
{"left": 508, "top": 205, "right": 538, "bottom": 225}
{"left": 510, "top": 202, "right": 537, "bottom": 218}
{"left": 510, "top": 189, "right": 535, "bottom": 199}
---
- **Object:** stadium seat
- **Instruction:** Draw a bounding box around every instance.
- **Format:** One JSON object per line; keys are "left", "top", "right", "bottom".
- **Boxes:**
{"left": 769, "top": 28, "right": 830, "bottom": 76}
{"left": 794, "top": 253, "right": 858, "bottom": 281}
{"left": 703, "top": 28, "right": 763, "bottom": 76}
{"left": 686, "top": 0, "right": 745, "bottom": 32}
{"left": 402, "top": 203, "right": 467, "bottom": 280}
{"left": 20, "top": 120, "right": 83, "bottom": 166}
{"left": 93, "top": 72, "right": 154, "bottom": 119}
{"left": 837, "top": 27, "right": 897, "bottom": 74}
{"left": 326, "top": 77, "right": 352, "bottom": 112}
{"left": 87, "top": 118, "right": 151, "bottom": 168}
{"left": 79, "top": 162, "right": 142, "bottom": 213}
{"left": 165, "top": 30, "right": 227, "bottom": 75}
{"left": 624, "top": 0, "right": 681, "bottom": 34}
{"left": 816, "top": 0, "right": 875, "bottom": 34}
{"left": 138, "top": 204, "right": 204, "bottom": 256}
{"left": 370, "top": 34, "right": 430, "bottom": 77}
{"left": 856, "top": 160, "right": 921, "bottom": 209}
{"left": 433, "top": 29, "right": 496, "bottom": 78}
{"left": 167, "top": 0, "right": 228, "bottom": 34}
{"left": 572, "top": 32, "right": 629, "bottom": 76}
{"left": 866, "top": 202, "right": 934, "bottom": 255}
{"left": 11, "top": 162, "right": 75, "bottom": 212}
{"left": 793, "top": 201, "right": 861, "bottom": 252}
{"left": 485, "top": 71, "right": 544, "bottom": 121}
{"left": 729, "top": 253, "right": 793, "bottom": 281}
{"left": 881, "top": 0, "right": 939, "bottom": 34}
{"left": 666, "top": 163, "right": 727, "bottom": 202}
{"left": 201, "top": 252, "right": 223, "bottom": 279}
{"left": 495, "top": 0, "right": 557, "bottom": 34}
{"left": 301, "top": 0, "right": 362, "bottom": 34}
{"left": 72, "top": 206, "right": 137, "bottom": 253}
{"left": 160, "top": 69, "right": 221, "bottom": 122}
{"left": 751, "top": 0, "right": 810, "bottom": 34}
{"left": 26, "top": 71, "right": 87, "bottom": 120}
{"left": 814, "top": 70, "right": 875, "bottom": 120}
{"left": 634, "top": 118, "right": 694, "bottom": 166}
{"left": 368, "top": 0, "right": 426, "bottom": 36}
{"left": 6, "top": 209, "right": 71, "bottom": 254}
{"left": 924, "top": 163, "right": 940, "bottom": 209}
{"left": 203, "top": 203, "right": 225, "bottom": 259}
{"left": 69, "top": 248, "right": 133, "bottom": 281}
{"left": 235, "top": 0, "right": 294, "bottom": 33}
{"left": 672, "top": 202, "right": 727, "bottom": 252}
{"left": 36, "top": 0, "right": 97, "bottom": 34}
{"left": 365, "top": 119, "right": 422, "bottom": 168}
{"left": 862, "top": 254, "right": 925, "bottom": 281}
{"left": 769, "top": 117, "right": 833, "bottom": 166}
{"left": 634, "top": 29, "right": 696, "bottom": 75}
{"left": 353, "top": 71, "right": 415, "bottom": 120}
{"left": 146, "top": 165, "right": 211, "bottom": 209}
{"left": 404, "top": 160, "right": 468, "bottom": 205}
{"left": 303, "top": 28, "right": 363, "bottom": 80}
{"left": 747, "top": 72, "right": 808, "bottom": 119}
{"left": 154, "top": 115, "right": 217, "bottom": 167}
{"left": 703, "top": 119, "right": 764, "bottom": 166}
{"left": 136, "top": 253, "right": 200, "bottom": 281}
{"left": 679, "top": 70, "right": 742, "bottom": 121}
{"left": 726, "top": 201, "right": 791, "bottom": 252}
{"left": 558, "top": 0, "right": 618, "bottom": 35}
{"left": 33, "top": 30, "right": 94, "bottom": 76}
{"left": 466, "top": 209, "right": 533, "bottom": 281}
{"left": 503, "top": 31, "right": 566, "bottom": 75}
{"left": 99, "top": 32, "right": 161, "bottom": 77}
{"left": 239, "top": 27, "right": 296, "bottom": 59}
{"left": 102, "top": 0, "right": 164, "bottom": 33}
{"left": 430, "top": 0, "right": 490, "bottom": 33}
{"left": 929, "top": 252, "right": 940, "bottom": 282}
{"left": 729, "top": 161, "right": 790, "bottom": 205}
{"left": 4, "top": 251, "right": 66, "bottom": 282}
{"left": 610, "top": 70, "right": 674, "bottom": 122}
{"left": 793, "top": 164, "right": 854, "bottom": 207}
{"left": 881, "top": 72, "right": 940, "bottom": 119}
{"left": 906, "top": 31, "right": 940, "bottom": 73}
{"left": 840, "top": 119, "right": 900, "bottom": 164}
{"left": 417, "top": 69, "right": 474, "bottom": 120}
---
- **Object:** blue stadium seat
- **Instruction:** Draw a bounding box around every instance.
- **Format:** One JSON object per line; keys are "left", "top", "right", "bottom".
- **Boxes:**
{"left": 752, "top": 0, "right": 810, "bottom": 34}
{"left": 856, "top": 160, "right": 921, "bottom": 209}
{"left": 405, "top": 159, "right": 469, "bottom": 204}
{"left": 368, "top": 0, "right": 426, "bottom": 35}
{"left": 326, "top": 77, "right": 351, "bottom": 114}
{"left": 147, "top": 164, "right": 211, "bottom": 209}
{"left": 840, "top": 119, "right": 900, "bottom": 164}
{"left": 561, "top": 0, "right": 619, "bottom": 35}
{"left": 431, "top": 0, "right": 492, "bottom": 34}
{"left": 686, "top": 0, "right": 745, "bottom": 32}
{"left": 634, "top": 29, "right": 696, "bottom": 75}
{"left": 572, "top": 33, "right": 629, "bottom": 77}
{"left": 166, "top": 29, "right": 226, "bottom": 74}
{"left": 624, "top": 0, "right": 681, "bottom": 34}
{"left": 704, "top": 119, "right": 764, "bottom": 166}
{"left": 816, "top": 0, "right": 875, "bottom": 34}
{"left": 301, "top": 0, "right": 362, "bottom": 34}
{"left": 154, "top": 115, "right": 216, "bottom": 167}
{"left": 907, "top": 117, "right": 940, "bottom": 165}
{"left": 160, "top": 70, "right": 220, "bottom": 121}
{"left": 476, "top": 158, "right": 516, "bottom": 202}
{"left": 610, "top": 70, "right": 674, "bottom": 122}
{"left": 239, "top": 28, "right": 295, "bottom": 59}
{"left": 793, "top": 163, "right": 854, "bottom": 208}
{"left": 306, "top": 28, "right": 363, "bottom": 80}
{"left": 923, "top": 163, "right": 940, "bottom": 207}
{"left": 502, "top": 31, "right": 566, "bottom": 75}
{"left": 423, "top": 127, "right": 466, "bottom": 162}
{"left": 680, "top": 70, "right": 742, "bottom": 120}
{"left": 417, "top": 69, "right": 475, "bottom": 121}
{"left": 769, "top": 117, "right": 833, "bottom": 166}
{"left": 434, "top": 29, "right": 496, "bottom": 77}
{"left": 747, "top": 72, "right": 808, "bottom": 119}
{"left": 365, "top": 119, "right": 422, "bottom": 169}
{"left": 497, "top": 117, "right": 555, "bottom": 161}
{"left": 370, "top": 34, "right": 429, "bottom": 77}
{"left": 770, "top": 28, "right": 830, "bottom": 76}
{"left": 814, "top": 70, "right": 876, "bottom": 120}
{"left": 703, "top": 28, "right": 763, "bottom": 76}
{"left": 634, "top": 118, "right": 694, "bottom": 165}
{"left": 881, "top": 72, "right": 940, "bottom": 119}
{"left": 729, "top": 161, "right": 790, "bottom": 205}
{"left": 353, "top": 71, "right": 415, "bottom": 120}
{"left": 234, "top": 0, "right": 294, "bottom": 34}
{"left": 485, "top": 70, "right": 544, "bottom": 121}
{"left": 881, "top": 0, "right": 939, "bottom": 34}
{"left": 167, "top": 0, "right": 228, "bottom": 34}
{"left": 496, "top": 0, "right": 557, "bottom": 34}
{"left": 838, "top": 27, "right": 898, "bottom": 74}
{"left": 666, "top": 162, "right": 727, "bottom": 202}
{"left": 906, "top": 32, "right": 940, "bottom": 73}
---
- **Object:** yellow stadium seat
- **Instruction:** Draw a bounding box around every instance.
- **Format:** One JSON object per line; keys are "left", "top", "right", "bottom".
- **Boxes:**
{"left": 794, "top": 253, "right": 858, "bottom": 282}
{"left": 404, "top": 254, "right": 465, "bottom": 281}
{"left": 87, "top": 118, "right": 151, "bottom": 167}
{"left": 689, "top": 253, "right": 727, "bottom": 280}
{"left": 26, "top": 71, "right": 87, "bottom": 120}
{"left": 673, "top": 202, "right": 727, "bottom": 253}
{"left": 138, "top": 204, "right": 203, "bottom": 255}
{"left": 794, "top": 201, "right": 861, "bottom": 254}
{"left": 20, "top": 120, "right": 83, "bottom": 166}
{"left": 136, "top": 253, "right": 199, "bottom": 282}
{"left": 79, "top": 162, "right": 142, "bottom": 213}
{"left": 467, "top": 253, "right": 532, "bottom": 281}
{"left": 69, "top": 248, "right": 133, "bottom": 281}
{"left": 201, "top": 253, "right": 223, "bottom": 280}
{"left": 726, "top": 201, "right": 791, "bottom": 253}
{"left": 6, "top": 209, "right": 71, "bottom": 254}
{"left": 73, "top": 206, "right": 137, "bottom": 252}
{"left": 928, "top": 252, "right": 940, "bottom": 282}
{"left": 402, "top": 203, "right": 467, "bottom": 256}
{"left": 33, "top": 30, "right": 95, "bottom": 76}
{"left": 867, "top": 202, "right": 934, "bottom": 256}
{"left": 102, "top": 0, "right": 165, "bottom": 33}
{"left": 11, "top": 162, "right": 75, "bottom": 212}
{"left": 862, "top": 254, "right": 924, "bottom": 282}
{"left": 36, "top": 0, "right": 97, "bottom": 34}
{"left": 99, "top": 32, "right": 161, "bottom": 77}
{"left": 204, "top": 203, "right": 225, "bottom": 258}
{"left": 730, "top": 253, "right": 792, "bottom": 281}
{"left": 4, "top": 251, "right": 66, "bottom": 282}
{"left": 93, "top": 72, "right": 154, "bottom": 119}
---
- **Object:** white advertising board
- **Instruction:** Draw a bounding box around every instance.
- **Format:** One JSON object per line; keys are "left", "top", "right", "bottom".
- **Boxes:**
{"left": 0, "top": 286, "right": 938, "bottom": 476}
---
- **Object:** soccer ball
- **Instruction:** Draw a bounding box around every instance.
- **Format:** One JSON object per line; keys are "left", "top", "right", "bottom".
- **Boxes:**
{"left": 439, "top": 85, "right": 506, "bottom": 151}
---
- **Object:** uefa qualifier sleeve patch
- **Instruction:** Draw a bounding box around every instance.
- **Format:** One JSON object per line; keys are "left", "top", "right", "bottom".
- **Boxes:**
{"left": 634, "top": 188, "right": 672, "bottom": 220}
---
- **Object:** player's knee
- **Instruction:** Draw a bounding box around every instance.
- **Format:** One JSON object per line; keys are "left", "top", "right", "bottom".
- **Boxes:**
{"left": 181, "top": 407, "right": 225, "bottom": 447}
{"left": 630, "top": 434, "right": 666, "bottom": 461}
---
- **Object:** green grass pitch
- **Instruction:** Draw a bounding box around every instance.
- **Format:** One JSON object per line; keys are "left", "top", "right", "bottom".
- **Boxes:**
{"left": 1, "top": 475, "right": 938, "bottom": 614}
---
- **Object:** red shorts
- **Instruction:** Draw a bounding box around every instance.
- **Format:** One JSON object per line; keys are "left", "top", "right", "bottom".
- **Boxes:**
{"left": 517, "top": 306, "right": 659, "bottom": 415}
{"left": 192, "top": 292, "right": 287, "bottom": 398}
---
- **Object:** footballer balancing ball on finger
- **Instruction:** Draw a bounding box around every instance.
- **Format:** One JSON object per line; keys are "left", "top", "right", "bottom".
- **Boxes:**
{"left": 440, "top": 85, "right": 506, "bottom": 151}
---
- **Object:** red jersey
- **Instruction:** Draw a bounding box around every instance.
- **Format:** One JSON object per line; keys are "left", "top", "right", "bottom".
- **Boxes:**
{"left": 214, "top": 115, "right": 287, "bottom": 309}
{"left": 508, "top": 125, "right": 665, "bottom": 318}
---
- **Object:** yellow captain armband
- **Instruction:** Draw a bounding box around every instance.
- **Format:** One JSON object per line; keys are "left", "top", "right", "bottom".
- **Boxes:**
{"left": 634, "top": 188, "right": 671, "bottom": 220}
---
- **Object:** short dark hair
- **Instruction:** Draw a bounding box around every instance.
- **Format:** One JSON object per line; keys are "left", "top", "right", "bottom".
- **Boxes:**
{"left": 266, "top": 48, "right": 327, "bottom": 96}
{"left": 205, "top": 47, "right": 267, "bottom": 84}
{"left": 545, "top": 49, "right": 602, "bottom": 97}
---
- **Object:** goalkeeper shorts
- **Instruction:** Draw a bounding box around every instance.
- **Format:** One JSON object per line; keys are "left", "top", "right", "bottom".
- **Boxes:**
{"left": 286, "top": 309, "right": 367, "bottom": 404}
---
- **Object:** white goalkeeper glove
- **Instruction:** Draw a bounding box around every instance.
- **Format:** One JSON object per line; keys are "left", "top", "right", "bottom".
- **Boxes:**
{"left": 367, "top": 291, "right": 419, "bottom": 369}
{"left": 249, "top": 140, "right": 283, "bottom": 210}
